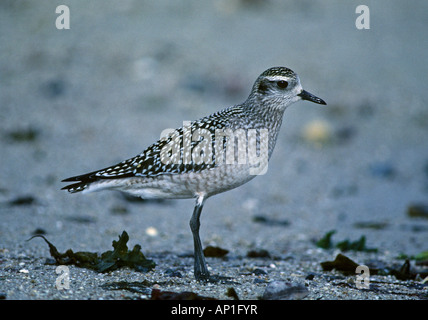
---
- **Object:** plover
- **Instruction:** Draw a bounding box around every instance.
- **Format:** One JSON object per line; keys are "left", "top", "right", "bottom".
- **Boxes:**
{"left": 62, "top": 66, "right": 326, "bottom": 281}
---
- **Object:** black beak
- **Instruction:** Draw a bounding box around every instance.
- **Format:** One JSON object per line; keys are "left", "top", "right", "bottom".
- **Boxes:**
{"left": 298, "top": 90, "right": 326, "bottom": 105}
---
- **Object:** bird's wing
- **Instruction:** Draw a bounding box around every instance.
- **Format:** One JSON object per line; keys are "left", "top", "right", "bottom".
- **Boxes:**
{"left": 61, "top": 106, "right": 243, "bottom": 192}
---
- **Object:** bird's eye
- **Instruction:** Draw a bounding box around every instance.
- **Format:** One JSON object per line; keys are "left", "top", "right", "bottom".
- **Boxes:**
{"left": 276, "top": 80, "right": 288, "bottom": 89}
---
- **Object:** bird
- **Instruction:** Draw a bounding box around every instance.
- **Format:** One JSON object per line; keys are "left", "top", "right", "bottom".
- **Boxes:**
{"left": 62, "top": 66, "right": 326, "bottom": 282}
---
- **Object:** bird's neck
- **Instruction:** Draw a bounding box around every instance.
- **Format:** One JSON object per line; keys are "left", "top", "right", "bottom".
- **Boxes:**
{"left": 242, "top": 103, "right": 286, "bottom": 159}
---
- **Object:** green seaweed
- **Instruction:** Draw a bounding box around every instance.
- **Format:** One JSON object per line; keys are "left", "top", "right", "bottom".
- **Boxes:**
{"left": 30, "top": 231, "right": 155, "bottom": 273}
{"left": 316, "top": 230, "right": 378, "bottom": 252}
{"left": 316, "top": 230, "right": 336, "bottom": 249}
{"left": 320, "top": 253, "right": 362, "bottom": 275}
{"left": 336, "top": 235, "right": 377, "bottom": 252}
{"left": 398, "top": 250, "right": 428, "bottom": 263}
{"left": 321, "top": 254, "right": 428, "bottom": 280}
{"left": 407, "top": 204, "right": 428, "bottom": 219}
{"left": 414, "top": 250, "right": 428, "bottom": 262}
{"left": 5, "top": 127, "right": 39, "bottom": 142}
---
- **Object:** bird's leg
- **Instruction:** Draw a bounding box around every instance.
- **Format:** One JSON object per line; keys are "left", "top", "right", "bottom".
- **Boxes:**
{"left": 189, "top": 195, "right": 210, "bottom": 281}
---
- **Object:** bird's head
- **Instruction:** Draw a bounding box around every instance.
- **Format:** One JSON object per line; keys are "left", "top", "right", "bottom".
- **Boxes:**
{"left": 248, "top": 66, "right": 326, "bottom": 111}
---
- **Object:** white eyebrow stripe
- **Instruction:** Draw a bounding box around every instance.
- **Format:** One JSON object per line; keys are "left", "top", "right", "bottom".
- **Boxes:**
{"left": 265, "top": 75, "right": 290, "bottom": 82}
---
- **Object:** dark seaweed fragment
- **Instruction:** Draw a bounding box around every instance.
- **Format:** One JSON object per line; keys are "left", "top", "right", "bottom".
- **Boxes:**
{"left": 29, "top": 231, "right": 155, "bottom": 273}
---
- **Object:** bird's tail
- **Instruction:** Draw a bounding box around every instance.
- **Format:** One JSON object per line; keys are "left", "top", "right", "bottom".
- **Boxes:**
{"left": 61, "top": 172, "right": 96, "bottom": 193}
{"left": 61, "top": 161, "right": 136, "bottom": 193}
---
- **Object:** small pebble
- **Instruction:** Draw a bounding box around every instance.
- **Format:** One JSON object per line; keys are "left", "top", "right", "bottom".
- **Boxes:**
{"left": 146, "top": 227, "right": 159, "bottom": 237}
{"left": 253, "top": 278, "right": 268, "bottom": 284}
{"left": 246, "top": 249, "right": 271, "bottom": 258}
{"left": 203, "top": 246, "right": 229, "bottom": 257}
{"left": 253, "top": 268, "right": 267, "bottom": 275}
{"left": 165, "top": 268, "right": 183, "bottom": 278}
{"left": 261, "top": 281, "right": 309, "bottom": 300}
{"left": 42, "top": 79, "right": 66, "bottom": 98}
{"left": 305, "top": 273, "right": 316, "bottom": 281}
{"left": 368, "top": 162, "right": 396, "bottom": 179}
{"left": 302, "top": 119, "right": 332, "bottom": 147}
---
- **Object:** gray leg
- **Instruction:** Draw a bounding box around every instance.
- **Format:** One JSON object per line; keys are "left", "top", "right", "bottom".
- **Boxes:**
{"left": 189, "top": 195, "right": 210, "bottom": 281}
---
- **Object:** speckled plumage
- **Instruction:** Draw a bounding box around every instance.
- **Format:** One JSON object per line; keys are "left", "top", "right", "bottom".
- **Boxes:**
{"left": 62, "top": 66, "right": 326, "bottom": 281}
